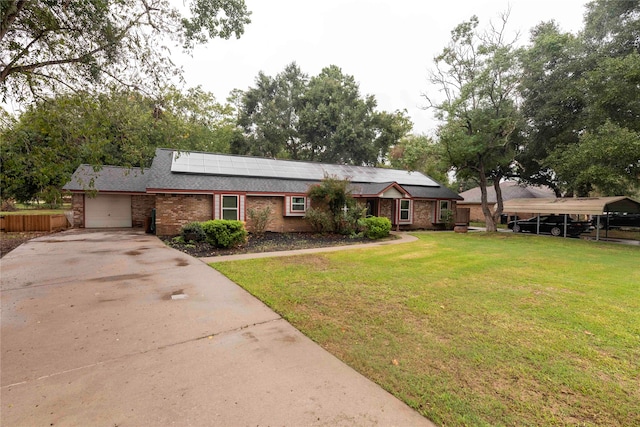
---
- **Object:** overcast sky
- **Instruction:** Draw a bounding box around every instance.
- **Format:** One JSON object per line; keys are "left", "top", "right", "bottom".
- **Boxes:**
{"left": 174, "top": 0, "right": 590, "bottom": 136}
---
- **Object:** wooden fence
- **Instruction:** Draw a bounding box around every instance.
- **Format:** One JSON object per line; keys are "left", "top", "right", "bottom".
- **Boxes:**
{"left": 456, "top": 207, "right": 471, "bottom": 225}
{"left": 0, "top": 214, "right": 69, "bottom": 232}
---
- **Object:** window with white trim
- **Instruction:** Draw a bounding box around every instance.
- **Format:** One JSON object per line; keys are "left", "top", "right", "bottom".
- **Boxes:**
{"left": 284, "top": 195, "right": 307, "bottom": 216}
{"left": 400, "top": 199, "right": 411, "bottom": 221}
{"left": 291, "top": 196, "right": 306, "bottom": 212}
{"left": 438, "top": 200, "right": 451, "bottom": 222}
{"left": 222, "top": 195, "right": 239, "bottom": 220}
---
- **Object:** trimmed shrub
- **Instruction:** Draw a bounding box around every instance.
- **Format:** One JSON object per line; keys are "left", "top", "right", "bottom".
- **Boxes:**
{"left": 359, "top": 216, "right": 392, "bottom": 239}
{"left": 201, "top": 220, "right": 248, "bottom": 248}
{"left": 180, "top": 222, "right": 206, "bottom": 242}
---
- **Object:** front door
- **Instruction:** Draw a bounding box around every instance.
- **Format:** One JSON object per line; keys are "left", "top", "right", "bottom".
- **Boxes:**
{"left": 366, "top": 199, "right": 379, "bottom": 217}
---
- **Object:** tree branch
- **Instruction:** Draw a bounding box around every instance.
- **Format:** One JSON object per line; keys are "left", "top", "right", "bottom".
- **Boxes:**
{"left": 1, "top": 7, "right": 151, "bottom": 85}
{"left": 0, "top": 0, "right": 26, "bottom": 43}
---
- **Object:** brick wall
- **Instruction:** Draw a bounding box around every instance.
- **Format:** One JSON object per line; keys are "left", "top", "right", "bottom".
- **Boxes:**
{"left": 379, "top": 199, "right": 393, "bottom": 222}
{"left": 411, "top": 200, "right": 435, "bottom": 229}
{"left": 245, "top": 196, "right": 313, "bottom": 233}
{"left": 155, "top": 194, "right": 213, "bottom": 236}
{"left": 131, "top": 195, "right": 156, "bottom": 228}
{"left": 71, "top": 193, "right": 84, "bottom": 228}
{"left": 464, "top": 203, "right": 529, "bottom": 223}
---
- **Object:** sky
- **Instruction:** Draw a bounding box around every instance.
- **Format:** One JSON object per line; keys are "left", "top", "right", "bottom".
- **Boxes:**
{"left": 174, "top": 0, "right": 590, "bottom": 136}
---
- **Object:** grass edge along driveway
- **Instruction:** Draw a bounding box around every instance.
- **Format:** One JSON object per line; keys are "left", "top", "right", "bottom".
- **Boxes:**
{"left": 212, "top": 232, "right": 640, "bottom": 427}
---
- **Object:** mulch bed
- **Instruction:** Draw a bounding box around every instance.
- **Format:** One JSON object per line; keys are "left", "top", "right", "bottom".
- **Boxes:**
{"left": 1, "top": 230, "right": 383, "bottom": 259}
{"left": 162, "top": 231, "right": 377, "bottom": 258}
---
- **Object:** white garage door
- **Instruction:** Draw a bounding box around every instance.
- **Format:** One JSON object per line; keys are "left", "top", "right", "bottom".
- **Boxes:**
{"left": 85, "top": 194, "right": 132, "bottom": 228}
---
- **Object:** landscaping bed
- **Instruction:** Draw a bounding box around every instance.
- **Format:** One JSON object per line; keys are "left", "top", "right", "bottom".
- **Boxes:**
{"left": 163, "top": 231, "right": 378, "bottom": 257}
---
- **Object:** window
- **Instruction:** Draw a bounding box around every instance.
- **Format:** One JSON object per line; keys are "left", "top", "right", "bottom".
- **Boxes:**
{"left": 398, "top": 200, "right": 411, "bottom": 222}
{"left": 439, "top": 200, "right": 451, "bottom": 222}
{"left": 400, "top": 199, "right": 410, "bottom": 221}
{"left": 222, "top": 195, "right": 238, "bottom": 220}
{"left": 291, "top": 196, "right": 306, "bottom": 212}
{"left": 284, "top": 195, "right": 307, "bottom": 216}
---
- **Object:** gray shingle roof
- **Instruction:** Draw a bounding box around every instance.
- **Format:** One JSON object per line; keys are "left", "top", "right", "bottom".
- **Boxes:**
{"left": 65, "top": 148, "right": 461, "bottom": 200}
{"left": 458, "top": 181, "right": 555, "bottom": 204}
{"left": 63, "top": 165, "right": 148, "bottom": 193}
{"left": 403, "top": 185, "right": 463, "bottom": 200}
{"left": 148, "top": 149, "right": 460, "bottom": 199}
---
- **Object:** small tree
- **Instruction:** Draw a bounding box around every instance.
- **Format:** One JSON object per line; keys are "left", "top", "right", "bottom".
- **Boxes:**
{"left": 306, "top": 175, "right": 365, "bottom": 234}
{"left": 247, "top": 206, "right": 272, "bottom": 236}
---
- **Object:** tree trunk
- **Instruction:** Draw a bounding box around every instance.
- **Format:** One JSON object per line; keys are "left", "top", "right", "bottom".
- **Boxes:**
{"left": 478, "top": 159, "right": 497, "bottom": 232}
{"left": 492, "top": 177, "right": 504, "bottom": 225}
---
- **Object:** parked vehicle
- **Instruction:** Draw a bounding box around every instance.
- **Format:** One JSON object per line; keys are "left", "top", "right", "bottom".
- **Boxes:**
{"left": 508, "top": 215, "right": 592, "bottom": 237}
{"left": 591, "top": 213, "right": 640, "bottom": 229}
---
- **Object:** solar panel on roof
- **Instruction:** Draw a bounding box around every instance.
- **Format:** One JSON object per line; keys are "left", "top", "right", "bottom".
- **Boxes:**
{"left": 170, "top": 151, "right": 439, "bottom": 187}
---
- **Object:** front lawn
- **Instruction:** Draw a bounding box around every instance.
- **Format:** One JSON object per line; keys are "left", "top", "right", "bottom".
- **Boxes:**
{"left": 212, "top": 232, "right": 640, "bottom": 426}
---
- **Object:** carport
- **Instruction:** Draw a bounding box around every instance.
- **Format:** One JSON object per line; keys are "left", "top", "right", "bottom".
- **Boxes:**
{"left": 501, "top": 196, "right": 640, "bottom": 240}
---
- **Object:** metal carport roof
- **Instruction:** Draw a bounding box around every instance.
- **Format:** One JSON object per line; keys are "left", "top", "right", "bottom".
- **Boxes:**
{"left": 501, "top": 196, "right": 640, "bottom": 215}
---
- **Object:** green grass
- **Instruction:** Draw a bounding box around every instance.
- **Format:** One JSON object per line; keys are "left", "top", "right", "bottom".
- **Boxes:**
{"left": 0, "top": 203, "right": 70, "bottom": 215}
{"left": 0, "top": 209, "right": 68, "bottom": 215}
{"left": 212, "top": 232, "right": 640, "bottom": 426}
{"left": 470, "top": 221, "right": 508, "bottom": 229}
{"left": 584, "top": 228, "right": 640, "bottom": 241}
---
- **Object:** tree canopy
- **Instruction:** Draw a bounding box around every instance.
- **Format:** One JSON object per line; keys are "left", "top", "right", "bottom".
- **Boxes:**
{"left": 517, "top": 0, "right": 640, "bottom": 196}
{"left": 389, "top": 134, "right": 451, "bottom": 187}
{"left": 0, "top": 86, "right": 236, "bottom": 203}
{"left": 0, "top": 0, "right": 251, "bottom": 102}
{"left": 425, "top": 13, "right": 522, "bottom": 231}
{"left": 234, "top": 63, "right": 412, "bottom": 165}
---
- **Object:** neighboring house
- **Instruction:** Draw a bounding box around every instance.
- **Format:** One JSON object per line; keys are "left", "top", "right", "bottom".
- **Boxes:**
{"left": 64, "top": 148, "right": 462, "bottom": 236}
{"left": 458, "top": 181, "right": 556, "bottom": 222}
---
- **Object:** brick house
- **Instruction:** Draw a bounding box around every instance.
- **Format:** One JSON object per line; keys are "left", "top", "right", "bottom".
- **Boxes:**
{"left": 64, "top": 148, "right": 462, "bottom": 236}
{"left": 457, "top": 181, "right": 556, "bottom": 223}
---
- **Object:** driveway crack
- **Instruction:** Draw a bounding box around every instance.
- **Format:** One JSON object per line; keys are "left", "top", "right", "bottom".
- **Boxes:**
{"left": 1, "top": 317, "right": 282, "bottom": 390}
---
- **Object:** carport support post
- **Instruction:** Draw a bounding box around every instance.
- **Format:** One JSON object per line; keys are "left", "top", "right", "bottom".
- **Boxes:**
{"left": 596, "top": 216, "right": 600, "bottom": 241}
{"left": 536, "top": 214, "right": 540, "bottom": 235}
{"left": 564, "top": 214, "right": 568, "bottom": 238}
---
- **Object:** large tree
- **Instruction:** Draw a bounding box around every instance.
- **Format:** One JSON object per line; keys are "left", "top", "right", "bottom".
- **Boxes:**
{"left": 234, "top": 62, "right": 308, "bottom": 158}
{"left": 389, "top": 134, "right": 451, "bottom": 187}
{"left": 234, "top": 63, "right": 412, "bottom": 165}
{"left": 0, "top": 0, "right": 251, "bottom": 101}
{"left": 518, "top": 0, "right": 640, "bottom": 196}
{"left": 426, "top": 14, "right": 522, "bottom": 231}
{"left": 0, "top": 86, "right": 236, "bottom": 203}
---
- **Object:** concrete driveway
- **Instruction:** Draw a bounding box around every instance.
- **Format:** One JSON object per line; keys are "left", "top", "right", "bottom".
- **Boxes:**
{"left": 1, "top": 229, "right": 433, "bottom": 426}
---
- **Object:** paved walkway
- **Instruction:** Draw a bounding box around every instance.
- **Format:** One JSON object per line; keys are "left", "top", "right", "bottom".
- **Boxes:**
{"left": 201, "top": 231, "right": 418, "bottom": 263}
{"left": 1, "top": 229, "right": 432, "bottom": 426}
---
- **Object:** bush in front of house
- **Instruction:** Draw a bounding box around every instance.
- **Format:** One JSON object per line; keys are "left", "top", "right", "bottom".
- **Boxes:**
{"left": 304, "top": 207, "right": 335, "bottom": 233}
{"left": 201, "top": 220, "right": 248, "bottom": 248}
{"left": 180, "top": 222, "right": 206, "bottom": 242}
{"left": 247, "top": 206, "right": 272, "bottom": 236}
{"left": 358, "top": 216, "right": 392, "bottom": 239}
{"left": 306, "top": 175, "right": 366, "bottom": 235}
